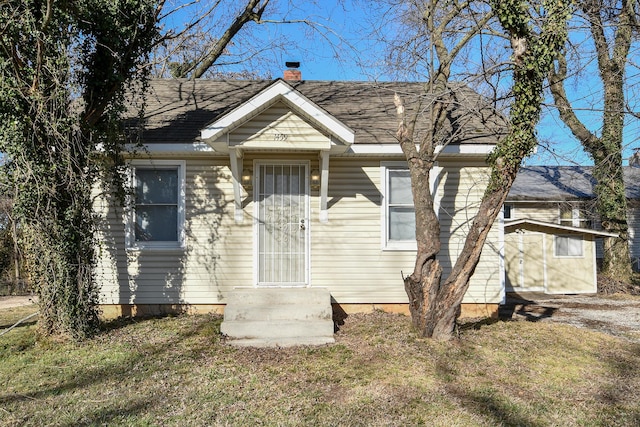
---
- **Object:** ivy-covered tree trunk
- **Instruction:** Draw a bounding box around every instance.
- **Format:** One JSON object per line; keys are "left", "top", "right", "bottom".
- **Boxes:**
{"left": 399, "top": 0, "right": 571, "bottom": 339}
{"left": 549, "top": 0, "right": 636, "bottom": 282}
{"left": 0, "top": 0, "right": 161, "bottom": 339}
{"left": 20, "top": 146, "right": 99, "bottom": 337}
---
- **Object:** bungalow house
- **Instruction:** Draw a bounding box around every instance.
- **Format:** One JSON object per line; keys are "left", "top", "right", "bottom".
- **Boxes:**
{"left": 94, "top": 72, "right": 507, "bottom": 345}
{"left": 504, "top": 165, "right": 640, "bottom": 293}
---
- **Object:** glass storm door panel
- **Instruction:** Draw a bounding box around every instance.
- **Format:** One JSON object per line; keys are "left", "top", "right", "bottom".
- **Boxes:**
{"left": 257, "top": 164, "right": 308, "bottom": 286}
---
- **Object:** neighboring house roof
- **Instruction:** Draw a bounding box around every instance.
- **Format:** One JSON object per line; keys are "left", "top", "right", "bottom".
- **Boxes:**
{"left": 507, "top": 166, "right": 640, "bottom": 201}
{"left": 124, "top": 78, "right": 507, "bottom": 146}
{"left": 504, "top": 218, "right": 618, "bottom": 237}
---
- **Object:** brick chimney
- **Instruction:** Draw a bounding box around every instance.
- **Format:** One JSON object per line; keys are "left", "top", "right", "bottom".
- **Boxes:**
{"left": 284, "top": 61, "right": 301, "bottom": 81}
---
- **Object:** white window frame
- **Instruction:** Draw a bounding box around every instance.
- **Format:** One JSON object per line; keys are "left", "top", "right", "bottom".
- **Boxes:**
{"left": 380, "top": 161, "right": 441, "bottom": 251}
{"left": 126, "top": 160, "right": 186, "bottom": 250}
{"left": 554, "top": 234, "right": 584, "bottom": 258}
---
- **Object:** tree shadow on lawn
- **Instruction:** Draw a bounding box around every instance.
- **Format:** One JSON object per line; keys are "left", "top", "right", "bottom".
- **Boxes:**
{"left": 67, "top": 398, "right": 154, "bottom": 427}
{"left": 0, "top": 318, "right": 37, "bottom": 330}
{"left": 446, "top": 384, "right": 545, "bottom": 427}
{"left": 444, "top": 318, "right": 640, "bottom": 426}
{"left": 0, "top": 314, "right": 220, "bottom": 418}
{"left": 498, "top": 293, "right": 559, "bottom": 322}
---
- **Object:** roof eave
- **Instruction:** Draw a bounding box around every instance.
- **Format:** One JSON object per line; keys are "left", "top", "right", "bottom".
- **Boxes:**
{"left": 504, "top": 218, "right": 618, "bottom": 237}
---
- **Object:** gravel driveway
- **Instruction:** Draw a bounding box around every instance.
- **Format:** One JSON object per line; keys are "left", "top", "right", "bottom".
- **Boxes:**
{"left": 502, "top": 292, "right": 640, "bottom": 343}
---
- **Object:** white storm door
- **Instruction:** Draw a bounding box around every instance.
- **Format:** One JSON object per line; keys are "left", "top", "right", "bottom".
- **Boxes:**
{"left": 256, "top": 163, "right": 309, "bottom": 286}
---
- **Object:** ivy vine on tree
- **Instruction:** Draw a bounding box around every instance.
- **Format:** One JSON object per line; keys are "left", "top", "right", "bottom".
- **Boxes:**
{"left": 0, "top": 0, "right": 162, "bottom": 339}
{"left": 397, "top": 0, "right": 571, "bottom": 339}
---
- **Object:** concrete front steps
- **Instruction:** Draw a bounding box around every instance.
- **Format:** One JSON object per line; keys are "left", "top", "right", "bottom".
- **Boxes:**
{"left": 220, "top": 287, "right": 335, "bottom": 348}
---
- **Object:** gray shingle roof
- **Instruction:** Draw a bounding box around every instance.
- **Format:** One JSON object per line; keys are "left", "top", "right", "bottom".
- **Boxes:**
{"left": 508, "top": 166, "right": 640, "bottom": 201}
{"left": 124, "top": 79, "right": 506, "bottom": 146}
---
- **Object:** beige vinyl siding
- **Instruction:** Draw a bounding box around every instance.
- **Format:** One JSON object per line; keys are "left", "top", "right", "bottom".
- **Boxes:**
{"left": 229, "top": 101, "right": 332, "bottom": 150}
{"left": 96, "top": 155, "right": 503, "bottom": 306}
{"left": 509, "top": 203, "right": 559, "bottom": 223}
{"left": 310, "top": 158, "right": 413, "bottom": 303}
{"left": 437, "top": 163, "right": 502, "bottom": 303}
{"left": 309, "top": 159, "right": 502, "bottom": 304}
{"left": 95, "top": 194, "right": 129, "bottom": 304}
{"left": 547, "top": 233, "right": 596, "bottom": 293}
{"left": 181, "top": 159, "right": 252, "bottom": 302}
{"left": 96, "top": 158, "right": 252, "bottom": 305}
{"left": 511, "top": 202, "right": 640, "bottom": 265}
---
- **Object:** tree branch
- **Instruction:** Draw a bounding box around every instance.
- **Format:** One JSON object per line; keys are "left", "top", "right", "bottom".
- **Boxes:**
{"left": 189, "top": 0, "right": 270, "bottom": 79}
{"left": 548, "top": 53, "right": 599, "bottom": 148}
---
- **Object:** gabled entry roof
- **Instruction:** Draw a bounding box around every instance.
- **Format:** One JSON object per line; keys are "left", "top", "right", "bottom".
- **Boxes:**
{"left": 200, "top": 79, "right": 355, "bottom": 146}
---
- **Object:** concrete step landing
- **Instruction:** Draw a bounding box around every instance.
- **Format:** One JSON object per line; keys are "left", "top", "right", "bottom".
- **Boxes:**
{"left": 220, "top": 287, "right": 335, "bottom": 348}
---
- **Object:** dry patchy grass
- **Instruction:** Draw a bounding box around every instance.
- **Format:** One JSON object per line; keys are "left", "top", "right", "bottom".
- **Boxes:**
{"left": 1, "top": 307, "right": 639, "bottom": 426}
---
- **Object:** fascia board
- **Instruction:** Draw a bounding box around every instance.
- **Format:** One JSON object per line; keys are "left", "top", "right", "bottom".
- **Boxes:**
{"left": 505, "top": 218, "right": 619, "bottom": 237}
{"left": 344, "top": 144, "right": 494, "bottom": 156}
{"left": 127, "top": 142, "right": 494, "bottom": 157}
{"left": 124, "top": 143, "right": 217, "bottom": 155}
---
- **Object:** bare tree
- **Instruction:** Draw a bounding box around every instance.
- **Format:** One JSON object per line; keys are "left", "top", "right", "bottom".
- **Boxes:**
{"left": 549, "top": 0, "right": 639, "bottom": 282}
{"left": 154, "top": 0, "right": 272, "bottom": 79}
{"left": 152, "top": 0, "right": 340, "bottom": 79}
{"left": 392, "top": 0, "right": 571, "bottom": 339}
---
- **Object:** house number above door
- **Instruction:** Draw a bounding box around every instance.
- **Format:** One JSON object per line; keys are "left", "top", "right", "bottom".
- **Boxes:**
{"left": 273, "top": 133, "right": 289, "bottom": 141}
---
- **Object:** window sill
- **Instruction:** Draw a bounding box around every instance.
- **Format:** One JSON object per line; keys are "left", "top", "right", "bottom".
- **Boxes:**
{"left": 382, "top": 242, "right": 417, "bottom": 252}
{"left": 126, "top": 244, "right": 186, "bottom": 253}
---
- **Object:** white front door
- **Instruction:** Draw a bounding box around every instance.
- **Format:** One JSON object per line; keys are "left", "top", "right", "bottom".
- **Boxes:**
{"left": 255, "top": 162, "right": 309, "bottom": 286}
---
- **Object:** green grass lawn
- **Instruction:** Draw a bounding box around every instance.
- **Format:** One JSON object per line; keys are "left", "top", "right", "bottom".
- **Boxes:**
{"left": 1, "top": 305, "right": 639, "bottom": 426}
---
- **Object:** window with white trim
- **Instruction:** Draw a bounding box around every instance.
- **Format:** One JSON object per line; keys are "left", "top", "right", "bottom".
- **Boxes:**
{"left": 381, "top": 162, "right": 440, "bottom": 250}
{"left": 554, "top": 235, "right": 583, "bottom": 257}
{"left": 127, "top": 161, "right": 185, "bottom": 249}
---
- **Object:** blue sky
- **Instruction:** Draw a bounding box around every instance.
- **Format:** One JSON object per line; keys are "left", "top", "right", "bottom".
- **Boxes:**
{"left": 169, "top": 0, "right": 639, "bottom": 167}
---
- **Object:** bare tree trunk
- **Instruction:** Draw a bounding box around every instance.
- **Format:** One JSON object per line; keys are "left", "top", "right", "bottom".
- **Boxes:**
{"left": 402, "top": 157, "right": 443, "bottom": 334}
{"left": 549, "top": 0, "right": 635, "bottom": 282}
{"left": 398, "top": 0, "right": 571, "bottom": 339}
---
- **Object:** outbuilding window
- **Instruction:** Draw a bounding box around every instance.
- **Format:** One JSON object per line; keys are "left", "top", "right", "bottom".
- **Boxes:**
{"left": 555, "top": 235, "right": 583, "bottom": 257}
{"left": 127, "top": 160, "right": 185, "bottom": 249}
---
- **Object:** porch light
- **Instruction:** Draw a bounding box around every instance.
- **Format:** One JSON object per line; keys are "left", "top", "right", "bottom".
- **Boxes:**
{"left": 241, "top": 168, "right": 253, "bottom": 190}
{"left": 310, "top": 168, "right": 321, "bottom": 190}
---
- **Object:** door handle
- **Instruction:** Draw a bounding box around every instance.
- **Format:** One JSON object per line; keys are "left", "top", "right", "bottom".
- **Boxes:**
{"left": 300, "top": 219, "right": 306, "bottom": 230}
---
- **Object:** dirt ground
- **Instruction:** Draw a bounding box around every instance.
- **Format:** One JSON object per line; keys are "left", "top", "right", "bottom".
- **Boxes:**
{"left": 0, "top": 295, "right": 37, "bottom": 309}
{"left": 2, "top": 294, "right": 639, "bottom": 343}
{"left": 502, "top": 292, "right": 640, "bottom": 343}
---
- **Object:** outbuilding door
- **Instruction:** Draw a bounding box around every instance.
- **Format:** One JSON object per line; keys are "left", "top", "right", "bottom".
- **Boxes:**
{"left": 519, "top": 233, "right": 546, "bottom": 291}
{"left": 255, "top": 162, "right": 309, "bottom": 286}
